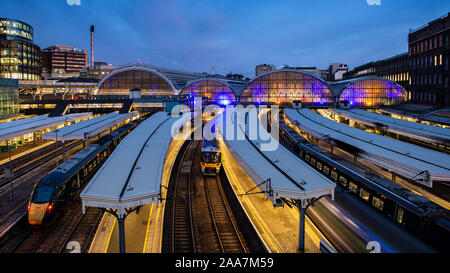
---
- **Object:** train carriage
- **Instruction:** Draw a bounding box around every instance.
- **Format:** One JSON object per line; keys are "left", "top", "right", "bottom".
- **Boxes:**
{"left": 278, "top": 114, "right": 450, "bottom": 252}
{"left": 27, "top": 117, "right": 144, "bottom": 226}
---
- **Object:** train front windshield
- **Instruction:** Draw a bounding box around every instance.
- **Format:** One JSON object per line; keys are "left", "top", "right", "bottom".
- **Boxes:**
{"left": 32, "top": 186, "right": 54, "bottom": 204}
{"left": 201, "top": 152, "right": 221, "bottom": 163}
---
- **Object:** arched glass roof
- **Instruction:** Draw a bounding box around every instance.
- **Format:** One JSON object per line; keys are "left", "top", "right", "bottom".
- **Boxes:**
{"left": 333, "top": 76, "right": 407, "bottom": 107}
{"left": 96, "top": 65, "right": 202, "bottom": 96}
{"left": 240, "top": 69, "right": 335, "bottom": 105}
{"left": 180, "top": 78, "right": 244, "bottom": 106}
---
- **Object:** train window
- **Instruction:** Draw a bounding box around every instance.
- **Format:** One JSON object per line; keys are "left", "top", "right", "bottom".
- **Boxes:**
{"left": 88, "top": 164, "right": 93, "bottom": 172}
{"left": 372, "top": 197, "right": 384, "bottom": 211}
{"left": 299, "top": 150, "right": 303, "bottom": 158}
{"left": 104, "top": 151, "right": 107, "bottom": 157}
{"left": 316, "top": 162, "right": 323, "bottom": 171}
{"left": 339, "top": 176, "right": 347, "bottom": 187}
{"left": 33, "top": 186, "right": 54, "bottom": 203}
{"left": 396, "top": 207, "right": 404, "bottom": 224}
{"left": 83, "top": 168, "right": 88, "bottom": 177}
{"left": 348, "top": 182, "right": 358, "bottom": 193}
{"left": 310, "top": 158, "right": 316, "bottom": 166}
{"left": 359, "top": 188, "right": 370, "bottom": 201}
{"left": 330, "top": 171, "right": 338, "bottom": 182}
{"left": 305, "top": 155, "right": 310, "bottom": 162}
{"left": 323, "top": 166, "right": 330, "bottom": 176}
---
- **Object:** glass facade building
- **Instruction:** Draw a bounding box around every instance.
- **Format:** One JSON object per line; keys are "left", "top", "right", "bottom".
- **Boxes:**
{"left": 180, "top": 79, "right": 242, "bottom": 105}
{"left": 239, "top": 70, "right": 335, "bottom": 106}
{"left": 335, "top": 77, "right": 407, "bottom": 107}
{"left": 0, "top": 78, "right": 19, "bottom": 117}
{"left": 0, "top": 18, "right": 41, "bottom": 80}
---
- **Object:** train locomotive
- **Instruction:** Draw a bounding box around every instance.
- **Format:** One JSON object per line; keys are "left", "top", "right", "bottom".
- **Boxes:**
{"left": 277, "top": 112, "right": 450, "bottom": 252}
{"left": 27, "top": 116, "right": 144, "bottom": 226}
{"left": 200, "top": 137, "right": 222, "bottom": 175}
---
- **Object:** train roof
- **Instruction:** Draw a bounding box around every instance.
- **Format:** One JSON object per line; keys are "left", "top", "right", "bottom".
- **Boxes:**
{"left": 54, "top": 144, "right": 100, "bottom": 174}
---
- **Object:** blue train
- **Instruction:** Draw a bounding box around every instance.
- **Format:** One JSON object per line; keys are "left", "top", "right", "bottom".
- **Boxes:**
{"left": 27, "top": 115, "right": 145, "bottom": 226}
{"left": 278, "top": 113, "right": 450, "bottom": 252}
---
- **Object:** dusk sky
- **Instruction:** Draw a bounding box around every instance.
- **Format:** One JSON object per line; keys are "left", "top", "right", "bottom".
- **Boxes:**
{"left": 2, "top": 0, "right": 449, "bottom": 77}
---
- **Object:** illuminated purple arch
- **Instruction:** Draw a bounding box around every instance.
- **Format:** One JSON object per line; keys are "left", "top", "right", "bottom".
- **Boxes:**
{"left": 180, "top": 78, "right": 241, "bottom": 106}
{"left": 336, "top": 76, "right": 407, "bottom": 107}
{"left": 240, "top": 69, "right": 335, "bottom": 105}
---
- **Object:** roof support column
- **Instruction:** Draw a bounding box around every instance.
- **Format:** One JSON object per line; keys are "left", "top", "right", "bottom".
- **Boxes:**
{"left": 285, "top": 196, "right": 327, "bottom": 252}
{"left": 103, "top": 206, "right": 141, "bottom": 253}
{"left": 118, "top": 214, "right": 126, "bottom": 253}
{"left": 298, "top": 204, "right": 307, "bottom": 252}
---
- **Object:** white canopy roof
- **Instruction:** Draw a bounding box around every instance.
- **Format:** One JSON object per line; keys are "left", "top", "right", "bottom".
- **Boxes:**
{"left": 285, "top": 108, "right": 450, "bottom": 185}
{"left": 329, "top": 108, "right": 450, "bottom": 145}
{"left": 42, "top": 112, "right": 137, "bottom": 141}
{"left": 80, "top": 111, "right": 192, "bottom": 215}
{"left": 0, "top": 113, "right": 92, "bottom": 142}
{"left": 217, "top": 108, "right": 335, "bottom": 205}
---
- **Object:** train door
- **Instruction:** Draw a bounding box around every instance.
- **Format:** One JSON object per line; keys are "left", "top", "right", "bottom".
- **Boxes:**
{"left": 395, "top": 206, "right": 405, "bottom": 227}
{"left": 76, "top": 172, "right": 81, "bottom": 189}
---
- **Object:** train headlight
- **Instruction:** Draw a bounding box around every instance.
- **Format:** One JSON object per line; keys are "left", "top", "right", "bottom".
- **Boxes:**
{"left": 46, "top": 204, "right": 53, "bottom": 212}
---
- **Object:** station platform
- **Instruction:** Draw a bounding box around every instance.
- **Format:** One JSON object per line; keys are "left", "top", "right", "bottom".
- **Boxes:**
{"left": 327, "top": 108, "right": 450, "bottom": 146}
{"left": 42, "top": 112, "right": 138, "bottom": 141}
{"left": 220, "top": 139, "right": 324, "bottom": 253}
{"left": 211, "top": 108, "right": 335, "bottom": 253}
{"left": 0, "top": 113, "right": 92, "bottom": 146}
{"left": 85, "top": 112, "right": 193, "bottom": 253}
{"left": 285, "top": 108, "right": 450, "bottom": 187}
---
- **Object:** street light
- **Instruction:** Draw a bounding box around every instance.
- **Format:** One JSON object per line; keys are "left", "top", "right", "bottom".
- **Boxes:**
{"left": 55, "top": 129, "right": 59, "bottom": 166}
{"left": 7, "top": 139, "right": 13, "bottom": 200}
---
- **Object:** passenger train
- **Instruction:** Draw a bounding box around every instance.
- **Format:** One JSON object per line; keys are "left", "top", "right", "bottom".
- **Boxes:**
{"left": 200, "top": 137, "right": 221, "bottom": 175}
{"left": 27, "top": 115, "right": 146, "bottom": 226}
{"left": 277, "top": 111, "right": 450, "bottom": 252}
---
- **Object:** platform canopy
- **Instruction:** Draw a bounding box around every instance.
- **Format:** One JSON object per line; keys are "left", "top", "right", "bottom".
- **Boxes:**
{"left": 80, "top": 111, "right": 192, "bottom": 215}
{"left": 284, "top": 108, "right": 450, "bottom": 186}
{"left": 215, "top": 107, "right": 335, "bottom": 205}
{"left": 42, "top": 112, "right": 138, "bottom": 141}
{"left": 0, "top": 113, "right": 92, "bottom": 142}
{"left": 329, "top": 108, "right": 450, "bottom": 145}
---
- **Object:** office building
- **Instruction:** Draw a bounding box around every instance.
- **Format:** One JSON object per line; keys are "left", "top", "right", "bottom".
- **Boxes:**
{"left": 41, "top": 45, "right": 88, "bottom": 79}
{"left": 0, "top": 18, "right": 41, "bottom": 80}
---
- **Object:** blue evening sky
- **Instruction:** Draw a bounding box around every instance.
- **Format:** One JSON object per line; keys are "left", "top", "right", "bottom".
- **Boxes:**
{"left": 1, "top": 0, "right": 449, "bottom": 77}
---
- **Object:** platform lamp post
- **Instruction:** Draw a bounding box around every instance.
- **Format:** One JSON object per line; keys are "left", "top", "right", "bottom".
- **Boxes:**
{"left": 55, "top": 129, "right": 59, "bottom": 166}
{"left": 7, "top": 139, "right": 13, "bottom": 200}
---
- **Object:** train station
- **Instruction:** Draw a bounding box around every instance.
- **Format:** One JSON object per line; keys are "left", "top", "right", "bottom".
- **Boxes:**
{"left": 0, "top": 64, "right": 448, "bottom": 254}
{"left": 0, "top": 5, "right": 449, "bottom": 258}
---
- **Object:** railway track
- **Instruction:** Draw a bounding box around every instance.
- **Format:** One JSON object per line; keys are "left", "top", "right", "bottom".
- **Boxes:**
{"left": 163, "top": 139, "right": 249, "bottom": 253}
{"left": 0, "top": 140, "right": 80, "bottom": 188}
{"left": 0, "top": 203, "right": 102, "bottom": 253}
{"left": 203, "top": 175, "right": 247, "bottom": 253}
